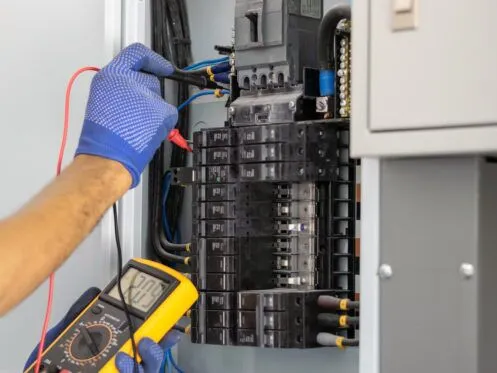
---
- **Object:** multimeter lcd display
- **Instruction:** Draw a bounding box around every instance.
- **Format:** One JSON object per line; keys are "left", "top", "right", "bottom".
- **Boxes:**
{"left": 107, "top": 267, "right": 170, "bottom": 313}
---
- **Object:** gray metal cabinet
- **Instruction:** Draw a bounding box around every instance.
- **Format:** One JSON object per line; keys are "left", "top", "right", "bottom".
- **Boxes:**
{"left": 351, "top": 0, "right": 497, "bottom": 157}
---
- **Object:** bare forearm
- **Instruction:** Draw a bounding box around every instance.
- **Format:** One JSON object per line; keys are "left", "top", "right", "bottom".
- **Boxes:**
{"left": 0, "top": 155, "right": 131, "bottom": 315}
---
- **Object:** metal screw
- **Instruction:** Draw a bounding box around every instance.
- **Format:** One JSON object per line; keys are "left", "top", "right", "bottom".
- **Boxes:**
{"left": 289, "top": 101, "right": 296, "bottom": 110}
{"left": 301, "top": 278, "right": 307, "bottom": 284}
{"left": 298, "top": 168, "right": 304, "bottom": 175}
{"left": 378, "top": 264, "right": 393, "bottom": 279}
{"left": 460, "top": 263, "right": 475, "bottom": 279}
{"left": 229, "top": 107, "right": 236, "bottom": 116}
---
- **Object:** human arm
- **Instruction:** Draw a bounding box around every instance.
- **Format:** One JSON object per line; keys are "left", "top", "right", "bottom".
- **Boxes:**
{"left": 0, "top": 43, "right": 178, "bottom": 316}
{"left": 0, "top": 156, "right": 130, "bottom": 316}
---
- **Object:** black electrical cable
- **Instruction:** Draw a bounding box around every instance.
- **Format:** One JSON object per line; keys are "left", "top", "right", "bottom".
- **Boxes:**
{"left": 149, "top": 143, "right": 188, "bottom": 263}
{"left": 317, "top": 4, "right": 351, "bottom": 69}
{"left": 149, "top": 0, "right": 192, "bottom": 267}
{"left": 316, "top": 333, "right": 359, "bottom": 348}
{"left": 112, "top": 204, "right": 138, "bottom": 373}
{"left": 317, "top": 313, "right": 359, "bottom": 328}
{"left": 317, "top": 295, "right": 359, "bottom": 311}
{"left": 342, "top": 339, "right": 359, "bottom": 347}
{"left": 164, "top": 0, "right": 193, "bottom": 239}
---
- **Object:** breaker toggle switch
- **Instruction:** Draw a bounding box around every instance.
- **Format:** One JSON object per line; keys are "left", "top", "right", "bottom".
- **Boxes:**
{"left": 392, "top": 0, "right": 418, "bottom": 31}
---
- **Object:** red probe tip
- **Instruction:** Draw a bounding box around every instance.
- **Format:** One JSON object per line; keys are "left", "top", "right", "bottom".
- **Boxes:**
{"left": 168, "top": 129, "right": 192, "bottom": 152}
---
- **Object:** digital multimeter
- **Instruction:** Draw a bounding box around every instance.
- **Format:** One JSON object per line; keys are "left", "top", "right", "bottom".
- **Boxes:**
{"left": 24, "top": 258, "right": 198, "bottom": 373}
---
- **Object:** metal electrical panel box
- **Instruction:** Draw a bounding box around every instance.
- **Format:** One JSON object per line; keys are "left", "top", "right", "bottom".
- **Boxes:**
{"left": 351, "top": 0, "right": 497, "bottom": 157}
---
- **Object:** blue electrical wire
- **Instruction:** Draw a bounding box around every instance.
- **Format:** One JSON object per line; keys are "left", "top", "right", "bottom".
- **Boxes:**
{"left": 177, "top": 89, "right": 230, "bottom": 111}
{"left": 166, "top": 349, "right": 173, "bottom": 373}
{"left": 160, "top": 350, "right": 167, "bottom": 372}
{"left": 184, "top": 56, "right": 229, "bottom": 71}
{"left": 168, "top": 349, "right": 185, "bottom": 373}
{"left": 160, "top": 348, "right": 184, "bottom": 373}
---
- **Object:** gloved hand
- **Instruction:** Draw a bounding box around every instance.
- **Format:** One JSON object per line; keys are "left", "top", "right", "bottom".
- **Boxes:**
{"left": 24, "top": 287, "right": 176, "bottom": 373}
{"left": 115, "top": 338, "right": 163, "bottom": 373}
{"left": 75, "top": 42, "right": 178, "bottom": 188}
{"left": 116, "top": 329, "right": 185, "bottom": 373}
{"left": 24, "top": 287, "right": 101, "bottom": 370}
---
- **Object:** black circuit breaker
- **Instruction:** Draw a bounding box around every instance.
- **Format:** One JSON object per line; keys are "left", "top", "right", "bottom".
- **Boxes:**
{"left": 189, "top": 120, "right": 358, "bottom": 346}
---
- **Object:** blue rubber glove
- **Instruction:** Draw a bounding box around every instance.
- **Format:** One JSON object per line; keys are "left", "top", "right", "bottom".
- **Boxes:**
{"left": 116, "top": 330, "right": 184, "bottom": 373}
{"left": 75, "top": 42, "right": 178, "bottom": 188}
{"left": 115, "top": 338, "right": 164, "bottom": 373}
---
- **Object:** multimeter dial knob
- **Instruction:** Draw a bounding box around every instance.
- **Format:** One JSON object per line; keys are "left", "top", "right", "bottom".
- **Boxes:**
{"left": 66, "top": 321, "right": 116, "bottom": 363}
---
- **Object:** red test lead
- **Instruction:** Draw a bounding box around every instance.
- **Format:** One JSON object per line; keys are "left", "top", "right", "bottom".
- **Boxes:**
{"left": 168, "top": 129, "right": 192, "bottom": 152}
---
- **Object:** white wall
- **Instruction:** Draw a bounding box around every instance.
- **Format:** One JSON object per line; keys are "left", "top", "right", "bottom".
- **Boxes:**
{"left": 0, "top": 1, "right": 119, "bottom": 370}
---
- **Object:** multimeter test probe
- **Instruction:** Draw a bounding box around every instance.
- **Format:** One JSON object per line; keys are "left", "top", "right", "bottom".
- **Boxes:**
{"left": 25, "top": 258, "right": 198, "bottom": 373}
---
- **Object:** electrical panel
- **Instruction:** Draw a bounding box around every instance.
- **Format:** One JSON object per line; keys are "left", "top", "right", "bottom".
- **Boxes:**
{"left": 175, "top": 0, "right": 361, "bottom": 349}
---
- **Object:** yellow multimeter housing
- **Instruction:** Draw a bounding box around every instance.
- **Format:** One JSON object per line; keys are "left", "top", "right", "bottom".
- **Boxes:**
{"left": 24, "top": 258, "right": 198, "bottom": 373}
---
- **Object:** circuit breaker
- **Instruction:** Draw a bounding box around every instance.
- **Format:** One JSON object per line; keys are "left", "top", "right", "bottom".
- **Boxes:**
{"left": 182, "top": 0, "right": 361, "bottom": 349}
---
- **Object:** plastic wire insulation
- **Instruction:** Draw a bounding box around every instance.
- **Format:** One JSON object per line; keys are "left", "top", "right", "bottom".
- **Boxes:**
{"left": 212, "top": 73, "right": 230, "bottom": 84}
{"left": 149, "top": 147, "right": 190, "bottom": 264}
{"left": 342, "top": 339, "right": 360, "bottom": 347}
{"left": 317, "top": 5, "right": 351, "bottom": 69}
{"left": 177, "top": 89, "right": 230, "bottom": 111}
{"left": 59, "top": 67, "right": 100, "bottom": 174}
{"left": 113, "top": 204, "right": 139, "bottom": 373}
{"left": 168, "top": 349, "right": 185, "bottom": 373}
{"left": 348, "top": 301, "right": 360, "bottom": 310}
{"left": 210, "top": 61, "right": 231, "bottom": 75}
{"left": 316, "top": 333, "right": 359, "bottom": 348}
{"left": 161, "top": 171, "right": 190, "bottom": 251}
{"left": 317, "top": 295, "right": 359, "bottom": 311}
{"left": 34, "top": 66, "right": 100, "bottom": 373}
{"left": 166, "top": 350, "right": 173, "bottom": 372}
{"left": 161, "top": 172, "right": 174, "bottom": 241}
{"left": 317, "top": 313, "right": 359, "bottom": 328}
{"left": 151, "top": 0, "right": 192, "bottom": 253}
{"left": 184, "top": 56, "right": 229, "bottom": 71}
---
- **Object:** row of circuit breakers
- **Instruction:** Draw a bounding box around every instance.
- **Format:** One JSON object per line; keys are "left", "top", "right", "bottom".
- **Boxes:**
{"left": 179, "top": 1, "right": 359, "bottom": 348}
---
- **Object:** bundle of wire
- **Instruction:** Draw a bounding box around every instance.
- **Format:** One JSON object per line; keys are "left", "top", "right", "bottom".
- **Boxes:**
{"left": 151, "top": 0, "right": 193, "bottom": 247}
{"left": 184, "top": 56, "right": 229, "bottom": 71}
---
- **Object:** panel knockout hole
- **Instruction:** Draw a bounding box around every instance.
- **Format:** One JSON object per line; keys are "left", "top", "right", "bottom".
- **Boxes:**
{"left": 295, "top": 317, "right": 302, "bottom": 325}
{"left": 295, "top": 297, "right": 301, "bottom": 306}
{"left": 296, "top": 335, "right": 303, "bottom": 343}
